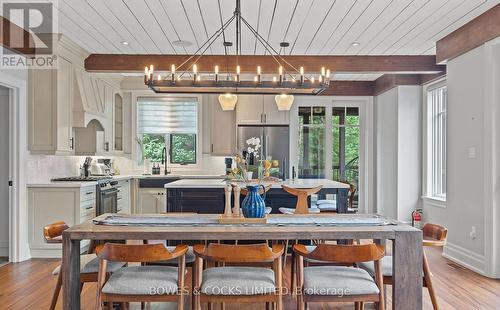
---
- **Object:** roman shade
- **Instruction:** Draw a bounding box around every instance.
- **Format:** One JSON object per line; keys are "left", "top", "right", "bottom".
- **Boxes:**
{"left": 137, "top": 97, "right": 198, "bottom": 134}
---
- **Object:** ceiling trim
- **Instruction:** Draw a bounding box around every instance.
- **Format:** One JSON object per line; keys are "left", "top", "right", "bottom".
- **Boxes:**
{"left": 436, "top": 4, "right": 500, "bottom": 64}
{"left": 85, "top": 54, "right": 445, "bottom": 74}
{"left": 0, "top": 17, "right": 35, "bottom": 55}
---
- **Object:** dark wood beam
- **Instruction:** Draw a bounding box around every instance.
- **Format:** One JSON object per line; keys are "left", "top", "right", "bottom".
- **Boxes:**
{"left": 85, "top": 54, "right": 445, "bottom": 74}
{"left": 436, "top": 4, "right": 500, "bottom": 63}
{"left": 373, "top": 71, "right": 447, "bottom": 95}
{"left": 0, "top": 17, "right": 35, "bottom": 55}
{"left": 319, "top": 81, "right": 374, "bottom": 96}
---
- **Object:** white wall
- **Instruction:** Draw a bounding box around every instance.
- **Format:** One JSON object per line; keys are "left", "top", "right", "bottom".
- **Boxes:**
{"left": 375, "top": 86, "right": 422, "bottom": 223}
{"left": 0, "top": 86, "right": 9, "bottom": 257}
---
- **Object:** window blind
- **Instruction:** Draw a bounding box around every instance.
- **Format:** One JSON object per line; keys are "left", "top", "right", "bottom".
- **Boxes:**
{"left": 137, "top": 97, "right": 198, "bottom": 134}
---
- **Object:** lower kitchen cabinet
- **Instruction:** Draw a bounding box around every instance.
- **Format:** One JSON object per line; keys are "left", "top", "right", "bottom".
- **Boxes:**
{"left": 28, "top": 185, "right": 96, "bottom": 257}
{"left": 116, "top": 179, "right": 131, "bottom": 214}
{"left": 136, "top": 189, "right": 166, "bottom": 214}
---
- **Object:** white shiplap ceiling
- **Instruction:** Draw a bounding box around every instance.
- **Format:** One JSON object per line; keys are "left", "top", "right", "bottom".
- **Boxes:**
{"left": 56, "top": 0, "right": 499, "bottom": 56}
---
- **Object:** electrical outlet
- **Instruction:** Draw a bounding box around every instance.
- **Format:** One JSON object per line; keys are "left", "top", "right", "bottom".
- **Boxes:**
{"left": 468, "top": 147, "right": 476, "bottom": 158}
{"left": 470, "top": 226, "right": 477, "bottom": 239}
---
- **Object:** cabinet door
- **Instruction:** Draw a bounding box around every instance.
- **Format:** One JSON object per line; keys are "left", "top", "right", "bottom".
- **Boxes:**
{"left": 263, "top": 95, "right": 289, "bottom": 124}
{"left": 236, "top": 95, "right": 263, "bottom": 124}
{"left": 56, "top": 57, "right": 73, "bottom": 153}
{"left": 114, "top": 93, "right": 123, "bottom": 152}
{"left": 210, "top": 96, "right": 236, "bottom": 155}
{"left": 103, "top": 84, "right": 114, "bottom": 153}
{"left": 137, "top": 190, "right": 163, "bottom": 214}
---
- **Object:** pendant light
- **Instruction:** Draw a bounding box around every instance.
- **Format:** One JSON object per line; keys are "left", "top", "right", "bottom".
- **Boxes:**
{"left": 275, "top": 94, "right": 294, "bottom": 111}
{"left": 218, "top": 93, "right": 238, "bottom": 111}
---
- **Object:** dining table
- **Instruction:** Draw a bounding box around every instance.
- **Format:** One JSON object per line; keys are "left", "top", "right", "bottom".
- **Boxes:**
{"left": 62, "top": 213, "right": 423, "bottom": 310}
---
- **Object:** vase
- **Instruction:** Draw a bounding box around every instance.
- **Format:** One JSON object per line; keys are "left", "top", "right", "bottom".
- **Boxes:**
{"left": 241, "top": 185, "right": 266, "bottom": 218}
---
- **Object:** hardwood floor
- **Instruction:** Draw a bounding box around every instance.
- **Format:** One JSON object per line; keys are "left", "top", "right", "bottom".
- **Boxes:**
{"left": 0, "top": 246, "right": 499, "bottom": 309}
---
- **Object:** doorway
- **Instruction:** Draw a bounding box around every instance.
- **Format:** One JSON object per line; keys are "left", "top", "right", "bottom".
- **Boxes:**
{"left": 0, "top": 85, "right": 9, "bottom": 265}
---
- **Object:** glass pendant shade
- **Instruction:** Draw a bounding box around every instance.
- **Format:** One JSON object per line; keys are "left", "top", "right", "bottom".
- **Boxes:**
{"left": 275, "top": 94, "right": 294, "bottom": 111}
{"left": 218, "top": 93, "right": 238, "bottom": 110}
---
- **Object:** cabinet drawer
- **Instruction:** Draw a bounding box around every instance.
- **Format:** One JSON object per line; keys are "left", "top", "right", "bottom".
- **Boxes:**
{"left": 80, "top": 187, "right": 96, "bottom": 202}
{"left": 80, "top": 199, "right": 95, "bottom": 216}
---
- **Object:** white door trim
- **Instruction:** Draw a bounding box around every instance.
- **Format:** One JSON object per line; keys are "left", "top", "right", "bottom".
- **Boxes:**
{"left": 0, "top": 70, "right": 29, "bottom": 262}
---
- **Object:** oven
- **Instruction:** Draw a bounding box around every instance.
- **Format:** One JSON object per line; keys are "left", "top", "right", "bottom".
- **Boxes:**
{"left": 96, "top": 180, "right": 119, "bottom": 215}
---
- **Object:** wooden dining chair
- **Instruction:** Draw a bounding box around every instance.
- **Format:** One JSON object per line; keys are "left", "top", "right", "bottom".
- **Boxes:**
{"left": 192, "top": 243, "right": 285, "bottom": 310}
{"left": 44, "top": 221, "right": 125, "bottom": 310}
{"left": 294, "top": 243, "right": 386, "bottom": 310}
{"left": 358, "top": 223, "right": 448, "bottom": 310}
{"left": 95, "top": 243, "right": 188, "bottom": 310}
{"left": 278, "top": 185, "right": 323, "bottom": 214}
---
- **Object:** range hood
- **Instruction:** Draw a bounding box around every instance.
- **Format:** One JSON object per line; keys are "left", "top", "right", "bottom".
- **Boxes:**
{"left": 73, "top": 67, "right": 106, "bottom": 128}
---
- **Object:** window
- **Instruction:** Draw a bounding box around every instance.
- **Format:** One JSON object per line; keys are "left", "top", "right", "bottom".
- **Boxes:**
{"left": 137, "top": 97, "right": 198, "bottom": 165}
{"left": 297, "top": 106, "right": 326, "bottom": 178}
{"left": 427, "top": 85, "right": 447, "bottom": 199}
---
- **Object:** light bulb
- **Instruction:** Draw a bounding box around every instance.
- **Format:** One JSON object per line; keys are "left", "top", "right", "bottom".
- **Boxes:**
{"left": 326, "top": 69, "right": 331, "bottom": 78}
{"left": 144, "top": 66, "right": 148, "bottom": 75}
{"left": 157, "top": 74, "right": 161, "bottom": 81}
{"left": 236, "top": 65, "right": 241, "bottom": 74}
{"left": 215, "top": 65, "right": 219, "bottom": 74}
{"left": 197, "top": 75, "right": 201, "bottom": 81}
{"left": 321, "top": 67, "right": 325, "bottom": 76}
{"left": 273, "top": 76, "right": 277, "bottom": 82}
{"left": 300, "top": 67, "right": 304, "bottom": 75}
{"left": 319, "top": 75, "right": 323, "bottom": 83}
{"left": 171, "top": 64, "right": 175, "bottom": 74}
{"left": 254, "top": 76, "right": 258, "bottom": 82}
{"left": 193, "top": 64, "right": 197, "bottom": 74}
{"left": 311, "top": 76, "right": 315, "bottom": 83}
{"left": 279, "top": 66, "right": 283, "bottom": 75}
{"left": 257, "top": 66, "right": 261, "bottom": 75}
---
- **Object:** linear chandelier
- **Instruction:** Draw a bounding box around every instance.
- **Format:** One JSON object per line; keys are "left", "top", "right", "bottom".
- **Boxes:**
{"left": 144, "top": 0, "right": 331, "bottom": 96}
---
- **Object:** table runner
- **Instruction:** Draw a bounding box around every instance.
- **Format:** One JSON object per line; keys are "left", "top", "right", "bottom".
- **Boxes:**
{"left": 93, "top": 214, "right": 396, "bottom": 226}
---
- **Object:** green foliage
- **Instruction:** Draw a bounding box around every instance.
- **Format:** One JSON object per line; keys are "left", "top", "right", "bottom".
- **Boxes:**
{"left": 171, "top": 134, "right": 196, "bottom": 164}
{"left": 142, "top": 134, "right": 165, "bottom": 163}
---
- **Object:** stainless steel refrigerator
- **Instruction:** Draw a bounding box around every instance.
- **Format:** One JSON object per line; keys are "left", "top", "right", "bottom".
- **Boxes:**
{"left": 237, "top": 125, "right": 289, "bottom": 179}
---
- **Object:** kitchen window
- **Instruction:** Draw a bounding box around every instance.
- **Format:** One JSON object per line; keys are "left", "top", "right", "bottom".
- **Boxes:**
{"left": 137, "top": 97, "right": 198, "bottom": 165}
{"left": 426, "top": 84, "right": 447, "bottom": 200}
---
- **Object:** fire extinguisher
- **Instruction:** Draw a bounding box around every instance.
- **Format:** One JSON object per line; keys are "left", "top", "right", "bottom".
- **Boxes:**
{"left": 412, "top": 209, "right": 423, "bottom": 229}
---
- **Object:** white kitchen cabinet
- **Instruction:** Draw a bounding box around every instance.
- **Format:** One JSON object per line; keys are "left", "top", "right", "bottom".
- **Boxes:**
{"left": 236, "top": 95, "right": 289, "bottom": 125}
{"left": 210, "top": 95, "right": 236, "bottom": 155}
{"left": 136, "top": 189, "right": 166, "bottom": 214}
{"left": 114, "top": 93, "right": 124, "bottom": 152}
{"left": 28, "top": 56, "right": 74, "bottom": 155}
{"left": 236, "top": 95, "right": 263, "bottom": 124}
{"left": 28, "top": 185, "right": 96, "bottom": 257}
{"left": 116, "top": 179, "right": 131, "bottom": 214}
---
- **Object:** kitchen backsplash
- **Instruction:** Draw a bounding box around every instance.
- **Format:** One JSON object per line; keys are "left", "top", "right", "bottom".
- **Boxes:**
{"left": 26, "top": 154, "right": 227, "bottom": 183}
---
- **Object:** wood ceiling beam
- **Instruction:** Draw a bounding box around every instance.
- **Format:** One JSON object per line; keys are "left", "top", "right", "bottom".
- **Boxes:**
{"left": 373, "top": 71, "right": 446, "bottom": 96}
{"left": 0, "top": 17, "right": 36, "bottom": 55}
{"left": 319, "top": 81, "right": 374, "bottom": 96}
{"left": 85, "top": 54, "right": 445, "bottom": 74}
{"left": 436, "top": 4, "right": 500, "bottom": 64}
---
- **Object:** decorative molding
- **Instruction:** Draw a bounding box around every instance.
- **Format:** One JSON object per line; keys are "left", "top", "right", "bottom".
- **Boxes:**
{"left": 85, "top": 54, "right": 445, "bottom": 74}
{"left": 436, "top": 4, "right": 500, "bottom": 63}
{"left": 443, "top": 242, "right": 486, "bottom": 276}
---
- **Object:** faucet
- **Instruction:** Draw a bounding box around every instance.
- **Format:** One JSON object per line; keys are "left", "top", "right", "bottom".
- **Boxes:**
{"left": 161, "top": 146, "right": 170, "bottom": 175}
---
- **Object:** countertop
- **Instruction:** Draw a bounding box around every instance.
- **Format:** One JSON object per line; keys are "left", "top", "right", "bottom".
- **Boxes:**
{"left": 164, "top": 178, "right": 351, "bottom": 189}
{"left": 26, "top": 174, "right": 227, "bottom": 188}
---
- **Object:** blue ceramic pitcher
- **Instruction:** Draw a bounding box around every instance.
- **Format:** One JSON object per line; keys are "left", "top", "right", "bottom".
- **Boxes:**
{"left": 241, "top": 185, "right": 266, "bottom": 218}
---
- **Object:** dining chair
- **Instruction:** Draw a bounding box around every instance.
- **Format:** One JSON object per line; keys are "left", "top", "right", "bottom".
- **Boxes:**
{"left": 358, "top": 223, "right": 448, "bottom": 310}
{"left": 192, "top": 243, "right": 285, "bottom": 310}
{"left": 95, "top": 243, "right": 188, "bottom": 310}
{"left": 294, "top": 243, "right": 385, "bottom": 310}
{"left": 278, "top": 185, "right": 323, "bottom": 214}
{"left": 44, "top": 221, "right": 125, "bottom": 310}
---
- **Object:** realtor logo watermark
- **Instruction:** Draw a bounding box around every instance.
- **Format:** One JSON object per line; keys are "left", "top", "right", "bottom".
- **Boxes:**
{"left": 1, "top": 1, "right": 58, "bottom": 69}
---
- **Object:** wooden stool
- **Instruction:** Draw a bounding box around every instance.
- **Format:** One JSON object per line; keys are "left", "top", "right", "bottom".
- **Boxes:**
{"left": 279, "top": 185, "right": 323, "bottom": 214}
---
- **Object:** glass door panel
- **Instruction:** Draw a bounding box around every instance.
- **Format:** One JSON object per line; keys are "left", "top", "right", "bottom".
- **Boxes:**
{"left": 298, "top": 106, "right": 325, "bottom": 178}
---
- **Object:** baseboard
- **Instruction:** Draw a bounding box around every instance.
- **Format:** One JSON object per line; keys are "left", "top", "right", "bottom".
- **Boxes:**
{"left": 443, "top": 242, "right": 486, "bottom": 275}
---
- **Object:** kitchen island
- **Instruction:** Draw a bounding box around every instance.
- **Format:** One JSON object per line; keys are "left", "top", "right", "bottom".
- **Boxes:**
{"left": 164, "top": 179, "right": 351, "bottom": 214}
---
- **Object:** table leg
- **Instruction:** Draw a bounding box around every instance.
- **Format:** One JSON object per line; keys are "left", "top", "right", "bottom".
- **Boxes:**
{"left": 336, "top": 188, "right": 348, "bottom": 213}
{"left": 393, "top": 230, "right": 422, "bottom": 310}
{"left": 62, "top": 233, "right": 81, "bottom": 310}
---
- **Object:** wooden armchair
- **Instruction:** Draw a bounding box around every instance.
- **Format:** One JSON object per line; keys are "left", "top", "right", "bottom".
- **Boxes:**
{"left": 294, "top": 243, "right": 386, "bottom": 310}
{"left": 193, "top": 243, "right": 285, "bottom": 310}
{"left": 95, "top": 243, "right": 188, "bottom": 310}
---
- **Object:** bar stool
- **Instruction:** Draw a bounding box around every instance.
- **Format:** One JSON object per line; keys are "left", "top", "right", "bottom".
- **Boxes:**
{"left": 193, "top": 243, "right": 284, "bottom": 310}
{"left": 278, "top": 185, "right": 323, "bottom": 214}
{"left": 358, "top": 223, "right": 448, "bottom": 310}
{"left": 44, "top": 221, "right": 125, "bottom": 310}
{"left": 95, "top": 243, "right": 188, "bottom": 310}
{"left": 294, "top": 243, "right": 386, "bottom": 310}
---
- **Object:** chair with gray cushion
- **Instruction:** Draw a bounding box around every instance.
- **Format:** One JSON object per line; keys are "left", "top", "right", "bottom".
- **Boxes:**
{"left": 193, "top": 243, "right": 285, "bottom": 310}
{"left": 294, "top": 243, "right": 386, "bottom": 310}
{"left": 44, "top": 221, "right": 126, "bottom": 310}
{"left": 95, "top": 242, "right": 189, "bottom": 310}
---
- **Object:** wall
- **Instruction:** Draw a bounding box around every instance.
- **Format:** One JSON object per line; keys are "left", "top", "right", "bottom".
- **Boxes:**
{"left": 0, "top": 86, "right": 9, "bottom": 257}
{"left": 375, "top": 86, "right": 422, "bottom": 223}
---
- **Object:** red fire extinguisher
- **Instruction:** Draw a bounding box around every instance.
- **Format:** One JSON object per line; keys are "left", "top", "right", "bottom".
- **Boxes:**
{"left": 412, "top": 209, "right": 423, "bottom": 229}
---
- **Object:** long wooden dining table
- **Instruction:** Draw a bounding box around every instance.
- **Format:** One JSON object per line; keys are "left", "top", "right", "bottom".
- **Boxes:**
{"left": 62, "top": 214, "right": 423, "bottom": 310}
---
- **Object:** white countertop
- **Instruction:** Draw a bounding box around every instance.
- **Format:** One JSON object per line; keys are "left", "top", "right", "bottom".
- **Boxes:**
{"left": 164, "top": 178, "right": 350, "bottom": 189}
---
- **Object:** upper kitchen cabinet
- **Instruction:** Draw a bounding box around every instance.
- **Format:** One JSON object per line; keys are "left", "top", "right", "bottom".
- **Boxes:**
{"left": 114, "top": 93, "right": 123, "bottom": 152}
{"left": 209, "top": 95, "right": 236, "bottom": 155}
{"left": 236, "top": 95, "right": 289, "bottom": 125}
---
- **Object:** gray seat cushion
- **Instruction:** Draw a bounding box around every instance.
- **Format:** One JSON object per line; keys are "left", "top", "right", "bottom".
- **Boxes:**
{"left": 201, "top": 267, "right": 276, "bottom": 295}
{"left": 279, "top": 207, "right": 320, "bottom": 215}
{"left": 303, "top": 266, "right": 379, "bottom": 296}
{"left": 102, "top": 266, "right": 178, "bottom": 295}
{"left": 52, "top": 253, "right": 125, "bottom": 275}
{"left": 358, "top": 256, "right": 393, "bottom": 277}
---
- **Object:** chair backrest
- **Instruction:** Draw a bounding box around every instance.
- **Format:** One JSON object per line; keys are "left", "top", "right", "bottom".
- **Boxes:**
{"left": 193, "top": 243, "right": 284, "bottom": 263}
{"left": 43, "top": 221, "right": 69, "bottom": 243}
{"left": 96, "top": 243, "right": 188, "bottom": 262}
{"left": 422, "top": 223, "right": 447, "bottom": 247}
{"left": 281, "top": 185, "right": 323, "bottom": 214}
{"left": 294, "top": 243, "right": 385, "bottom": 263}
